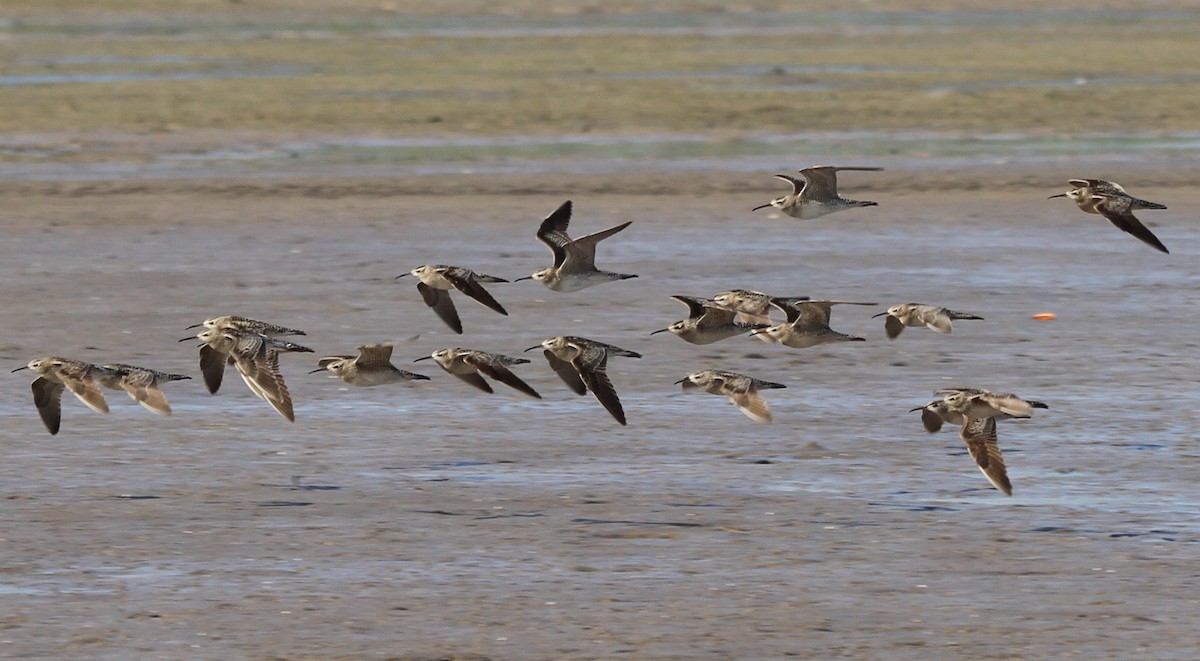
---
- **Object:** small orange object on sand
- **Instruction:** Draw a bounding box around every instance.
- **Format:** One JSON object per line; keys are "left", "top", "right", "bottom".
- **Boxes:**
{"left": 1031, "top": 312, "right": 1057, "bottom": 320}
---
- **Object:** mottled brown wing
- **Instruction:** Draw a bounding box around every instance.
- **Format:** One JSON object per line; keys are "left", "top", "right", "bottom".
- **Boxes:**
{"left": 543, "top": 349, "right": 586, "bottom": 396}
{"left": 960, "top": 417, "right": 1012, "bottom": 496}
{"left": 731, "top": 389, "right": 772, "bottom": 423}
{"left": 1095, "top": 200, "right": 1170, "bottom": 254}
{"left": 447, "top": 273, "right": 508, "bottom": 316}
{"left": 31, "top": 377, "right": 64, "bottom": 435}
{"left": 573, "top": 348, "right": 626, "bottom": 425}
{"left": 59, "top": 370, "right": 109, "bottom": 414}
{"left": 474, "top": 361, "right": 541, "bottom": 399}
{"left": 536, "top": 200, "right": 573, "bottom": 248}
{"left": 234, "top": 349, "right": 294, "bottom": 422}
{"left": 417, "top": 282, "right": 463, "bottom": 334}
{"left": 119, "top": 368, "right": 172, "bottom": 415}
{"left": 199, "top": 344, "right": 227, "bottom": 394}
{"left": 355, "top": 344, "right": 395, "bottom": 368}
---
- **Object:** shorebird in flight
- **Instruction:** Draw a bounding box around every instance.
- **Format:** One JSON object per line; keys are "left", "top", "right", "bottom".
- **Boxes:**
{"left": 311, "top": 343, "right": 430, "bottom": 387}
{"left": 96, "top": 363, "right": 191, "bottom": 415}
{"left": 912, "top": 387, "right": 1049, "bottom": 496}
{"left": 675, "top": 369, "right": 786, "bottom": 423}
{"left": 874, "top": 303, "right": 984, "bottom": 340}
{"left": 183, "top": 316, "right": 305, "bottom": 394}
{"left": 712, "top": 289, "right": 808, "bottom": 326}
{"left": 753, "top": 166, "right": 881, "bottom": 219}
{"left": 1049, "top": 178, "right": 1170, "bottom": 253}
{"left": 651, "top": 295, "right": 769, "bottom": 345}
{"left": 398, "top": 264, "right": 508, "bottom": 334}
{"left": 415, "top": 347, "right": 541, "bottom": 398}
{"left": 526, "top": 336, "right": 640, "bottom": 425}
{"left": 751, "top": 298, "right": 876, "bottom": 348}
{"left": 190, "top": 328, "right": 313, "bottom": 421}
{"left": 517, "top": 200, "right": 637, "bottom": 292}
{"left": 14, "top": 357, "right": 110, "bottom": 435}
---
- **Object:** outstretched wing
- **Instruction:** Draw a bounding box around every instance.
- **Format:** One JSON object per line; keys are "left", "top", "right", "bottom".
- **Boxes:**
{"left": 959, "top": 417, "right": 1011, "bottom": 496}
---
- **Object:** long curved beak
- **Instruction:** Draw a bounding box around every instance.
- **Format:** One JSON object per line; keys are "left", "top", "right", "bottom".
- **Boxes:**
{"left": 871, "top": 312, "right": 889, "bottom": 318}
{"left": 308, "top": 367, "right": 327, "bottom": 374}
{"left": 184, "top": 323, "right": 203, "bottom": 330}
{"left": 649, "top": 328, "right": 670, "bottom": 335}
{"left": 751, "top": 203, "right": 772, "bottom": 212}
{"left": 1047, "top": 193, "right": 1067, "bottom": 199}
{"left": 522, "top": 344, "right": 543, "bottom": 353}
{"left": 412, "top": 355, "right": 433, "bottom": 363}
{"left": 672, "top": 377, "right": 687, "bottom": 385}
{"left": 513, "top": 275, "right": 534, "bottom": 282}
{"left": 394, "top": 273, "right": 409, "bottom": 279}
{"left": 11, "top": 365, "right": 29, "bottom": 372}
{"left": 178, "top": 335, "right": 199, "bottom": 343}
{"left": 908, "top": 406, "right": 928, "bottom": 413}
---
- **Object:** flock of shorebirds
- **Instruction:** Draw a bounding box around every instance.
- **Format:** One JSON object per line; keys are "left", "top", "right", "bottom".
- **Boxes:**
{"left": 14, "top": 168, "right": 1175, "bottom": 496}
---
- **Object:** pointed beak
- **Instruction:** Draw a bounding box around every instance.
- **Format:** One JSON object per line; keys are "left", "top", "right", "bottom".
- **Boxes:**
{"left": 650, "top": 328, "right": 670, "bottom": 335}
{"left": 308, "top": 367, "right": 327, "bottom": 374}
{"left": 413, "top": 356, "right": 433, "bottom": 363}
{"left": 11, "top": 365, "right": 29, "bottom": 372}
{"left": 394, "top": 273, "right": 409, "bottom": 279}
{"left": 871, "top": 312, "right": 888, "bottom": 318}
{"left": 908, "top": 406, "right": 926, "bottom": 413}
{"left": 514, "top": 275, "right": 534, "bottom": 282}
{"left": 672, "top": 377, "right": 687, "bottom": 385}
{"left": 751, "top": 203, "right": 772, "bottom": 212}
{"left": 184, "top": 323, "right": 203, "bottom": 330}
{"left": 523, "top": 344, "right": 543, "bottom": 353}
{"left": 1047, "top": 193, "right": 1067, "bottom": 199}
{"left": 178, "top": 335, "right": 198, "bottom": 343}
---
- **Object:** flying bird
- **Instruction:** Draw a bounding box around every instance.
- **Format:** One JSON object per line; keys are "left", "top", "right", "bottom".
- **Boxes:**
{"left": 873, "top": 303, "right": 984, "bottom": 339}
{"left": 752, "top": 166, "right": 881, "bottom": 219}
{"left": 397, "top": 264, "right": 508, "bottom": 334}
{"left": 516, "top": 200, "right": 637, "bottom": 292}
{"left": 1049, "top": 178, "right": 1169, "bottom": 253}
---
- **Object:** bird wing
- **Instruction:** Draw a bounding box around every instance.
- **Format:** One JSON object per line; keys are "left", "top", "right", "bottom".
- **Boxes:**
{"left": 543, "top": 349, "right": 587, "bottom": 395}
{"left": 573, "top": 348, "right": 627, "bottom": 426}
{"left": 58, "top": 367, "right": 109, "bottom": 414}
{"left": 445, "top": 270, "right": 508, "bottom": 315}
{"left": 355, "top": 344, "right": 395, "bottom": 368}
{"left": 199, "top": 344, "right": 227, "bottom": 394}
{"left": 884, "top": 314, "right": 905, "bottom": 339}
{"left": 561, "top": 221, "right": 632, "bottom": 272}
{"left": 917, "top": 306, "right": 955, "bottom": 334}
{"left": 730, "top": 387, "right": 773, "bottom": 424}
{"left": 233, "top": 345, "right": 294, "bottom": 422}
{"left": 919, "top": 406, "right": 945, "bottom": 433}
{"left": 31, "top": 377, "right": 64, "bottom": 435}
{"left": 797, "top": 166, "right": 881, "bottom": 201}
{"left": 452, "top": 370, "right": 495, "bottom": 394}
{"left": 772, "top": 174, "right": 806, "bottom": 196}
{"left": 536, "top": 200, "right": 574, "bottom": 249}
{"left": 118, "top": 368, "right": 172, "bottom": 415}
{"left": 959, "top": 417, "right": 1012, "bottom": 496}
{"left": 1094, "top": 197, "right": 1170, "bottom": 254}
{"left": 472, "top": 359, "right": 542, "bottom": 399}
{"left": 417, "top": 281, "right": 463, "bottom": 334}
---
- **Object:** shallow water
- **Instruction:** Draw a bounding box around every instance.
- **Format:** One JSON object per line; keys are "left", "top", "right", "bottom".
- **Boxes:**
{"left": 1, "top": 181, "right": 1198, "bottom": 657}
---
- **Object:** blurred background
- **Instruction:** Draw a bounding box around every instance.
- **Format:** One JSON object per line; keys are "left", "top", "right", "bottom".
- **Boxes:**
{"left": 3, "top": 0, "right": 1200, "bottom": 183}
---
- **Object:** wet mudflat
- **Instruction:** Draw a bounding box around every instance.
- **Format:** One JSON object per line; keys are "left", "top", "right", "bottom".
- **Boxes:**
{"left": 1, "top": 170, "right": 1198, "bottom": 659}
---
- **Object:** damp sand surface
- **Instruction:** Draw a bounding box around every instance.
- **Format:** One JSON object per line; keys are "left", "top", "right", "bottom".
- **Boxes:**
{"left": 1, "top": 170, "right": 1199, "bottom": 659}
